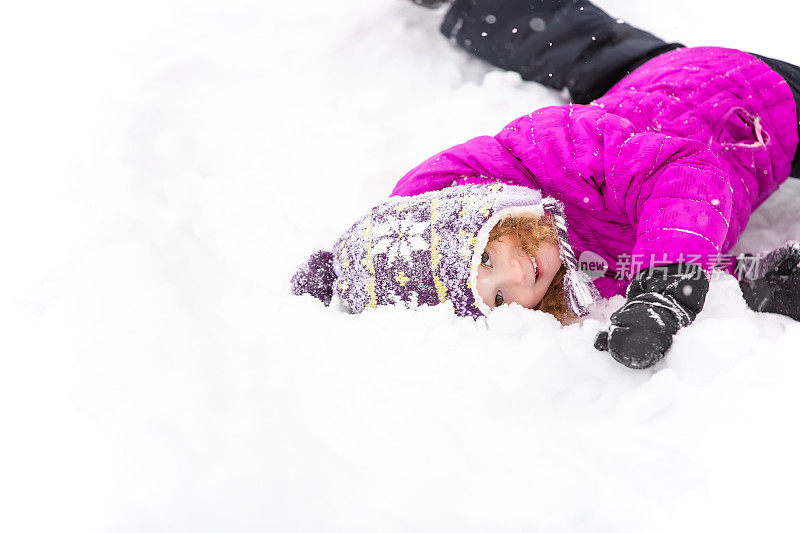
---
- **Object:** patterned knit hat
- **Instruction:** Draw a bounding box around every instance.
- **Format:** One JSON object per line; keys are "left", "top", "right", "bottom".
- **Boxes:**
{"left": 291, "top": 184, "right": 600, "bottom": 318}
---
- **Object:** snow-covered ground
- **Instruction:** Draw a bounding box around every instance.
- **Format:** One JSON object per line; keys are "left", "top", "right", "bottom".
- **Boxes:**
{"left": 4, "top": 1, "right": 800, "bottom": 531}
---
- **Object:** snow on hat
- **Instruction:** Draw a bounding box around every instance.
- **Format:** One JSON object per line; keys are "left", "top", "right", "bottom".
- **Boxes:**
{"left": 291, "top": 184, "right": 600, "bottom": 318}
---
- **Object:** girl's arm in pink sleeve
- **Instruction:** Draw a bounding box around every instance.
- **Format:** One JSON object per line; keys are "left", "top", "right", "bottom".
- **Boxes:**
{"left": 607, "top": 134, "right": 733, "bottom": 276}
{"left": 390, "top": 135, "right": 536, "bottom": 197}
{"left": 394, "top": 104, "right": 734, "bottom": 282}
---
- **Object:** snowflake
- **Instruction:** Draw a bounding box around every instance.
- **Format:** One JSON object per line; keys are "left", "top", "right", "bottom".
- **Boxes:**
{"left": 371, "top": 213, "right": 430, "bottom": 267}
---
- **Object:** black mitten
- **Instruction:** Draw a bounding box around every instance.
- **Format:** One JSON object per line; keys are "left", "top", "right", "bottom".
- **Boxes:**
{"left": 737, "top": 241, "right": 800, "bottom": 321}
{"left": 594, "top": 263, "right": 709, "bottom": 369}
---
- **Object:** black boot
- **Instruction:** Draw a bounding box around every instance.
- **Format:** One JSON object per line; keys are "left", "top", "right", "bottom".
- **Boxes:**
{"left": 737, "top": 241, "right": 800, "bottom": 320}
{"left": 440, "top": 0, "right": 683, "bottom": 104}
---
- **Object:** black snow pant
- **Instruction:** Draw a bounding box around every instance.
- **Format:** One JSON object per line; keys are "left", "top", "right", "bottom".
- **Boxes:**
{"left": 440, "top": 0, "right": 684, "bottom": 104}
{"left": 439, "top": 0, "right": 800, "bottom": 176}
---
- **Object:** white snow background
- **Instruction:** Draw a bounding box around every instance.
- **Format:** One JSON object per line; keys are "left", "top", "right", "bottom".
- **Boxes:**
{"left": 4, "top": 0, "right": 800, "bottom": 531}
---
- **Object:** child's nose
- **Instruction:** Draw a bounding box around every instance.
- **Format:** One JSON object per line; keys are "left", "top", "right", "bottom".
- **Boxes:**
{"left": 506, "top": 257, "right": 526, "bottom": 285}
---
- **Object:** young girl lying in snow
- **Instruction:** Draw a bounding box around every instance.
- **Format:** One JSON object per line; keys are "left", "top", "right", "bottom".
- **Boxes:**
{"left": 292, "top": 0, "right": 800, "bottom": 369}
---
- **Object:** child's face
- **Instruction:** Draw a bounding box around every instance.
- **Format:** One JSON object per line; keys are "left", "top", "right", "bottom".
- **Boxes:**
{"left": 475, "top": 234, "right": 559, "bottom": 311}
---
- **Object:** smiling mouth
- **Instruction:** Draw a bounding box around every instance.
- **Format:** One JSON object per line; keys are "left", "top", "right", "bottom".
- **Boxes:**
{"left": 529, "top": 255, "right": 538, "bottom": 283}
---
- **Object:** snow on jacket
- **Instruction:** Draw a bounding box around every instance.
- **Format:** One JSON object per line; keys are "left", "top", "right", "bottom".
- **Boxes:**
{"left": 391, "top": 46, "right": 798, "bottom": 299}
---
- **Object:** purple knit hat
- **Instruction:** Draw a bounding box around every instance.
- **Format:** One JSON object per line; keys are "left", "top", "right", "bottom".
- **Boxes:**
{"left": 291, "top": 184, "right": 600, "bottom": 318}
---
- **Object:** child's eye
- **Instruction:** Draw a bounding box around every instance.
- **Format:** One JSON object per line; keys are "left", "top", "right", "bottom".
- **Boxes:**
{"left": 494, "top": 291, "right": 504, "bottom": 307}
{"left": 481, "top": 251, "right": 492, "bottom": 267}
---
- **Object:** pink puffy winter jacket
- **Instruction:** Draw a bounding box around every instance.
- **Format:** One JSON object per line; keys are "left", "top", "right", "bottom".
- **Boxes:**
{"left": 391, "top": 46, "right": 799, "bottom": 298}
